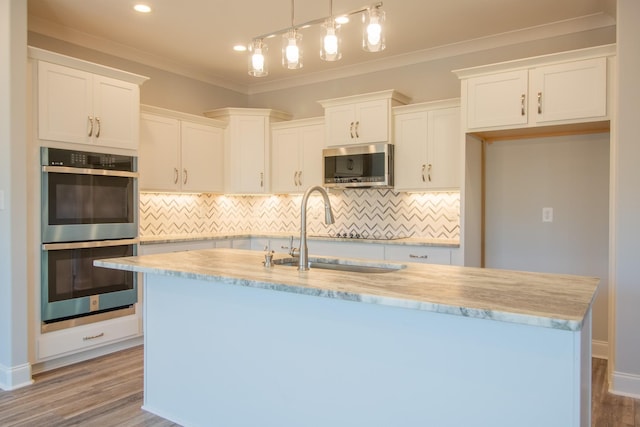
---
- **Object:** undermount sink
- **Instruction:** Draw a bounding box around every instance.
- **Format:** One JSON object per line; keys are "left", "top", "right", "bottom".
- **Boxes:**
{"left": 272, "top": 257, "right": 406, "bottom": 274}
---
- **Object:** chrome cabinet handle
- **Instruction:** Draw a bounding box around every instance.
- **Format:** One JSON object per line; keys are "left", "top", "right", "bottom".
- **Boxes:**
{"left": 260, "top": 172, "right": 264, "bottom": 187}
{"left": 355, "top": 121, "right": 360, "bottom": 138}
{"left": 95, "top": 117, "right": 101, "bottom": 138}
{"left": 349, "top": 121, "right": 355, "bottom": 139}
{"left": 521, "top": 94, "right": 526, "bottom": 116}
{"left": 174, "top": 168, "right": 179, "bottom": 184}
{"left": 421, "top": 164, "right": 426, "bottom": 182}
{"left": 409, "top": 254, "right": 429, "bottom": 259}
{"left": 183, "top": 168, "right": 188, "bottom": 184}
{"left": 88, "top": 116, "right": 94, "bottom": 137}
{"left": 427, "top": 164, "right": 432, "bottom": 182}
{"left": 537, "top": 92, "right": 542, "bottom": 114}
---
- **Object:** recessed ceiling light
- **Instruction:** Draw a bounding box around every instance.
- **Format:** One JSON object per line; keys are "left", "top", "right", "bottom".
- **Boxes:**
{"left": 134, "top": 4, "right": 152, "bottom": 13}
{"left": 233, "top": 44, "right": 247, "bottom": 52}
{"left": 335, "top": 15, "right": 349, "bottom": 25}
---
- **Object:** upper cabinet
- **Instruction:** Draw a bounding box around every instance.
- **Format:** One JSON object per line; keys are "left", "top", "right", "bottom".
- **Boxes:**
{"left": 205, "top": 108, "right": 291, "bottom": 194}
{"left": 319, "top": 90, "right": 410, "bottom": 146}
{"left": 394, "top": 99, "right": 461, "bottom": 191}
{"left": 31, "top": 48, "right": 148, "bottom": 151}
{"left": 139, "top": 106, "right": 225, "bottom": 193}
{"left": 271, "top": 118, "right": 325, "bottom": 193}
{"left": 455, "top": 45, "right": 615, "bottom": 133}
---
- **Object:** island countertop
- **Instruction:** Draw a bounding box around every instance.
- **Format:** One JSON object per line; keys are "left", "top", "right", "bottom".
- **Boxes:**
{"left": 95, "top": 248, "right": 599, "bottom": 331}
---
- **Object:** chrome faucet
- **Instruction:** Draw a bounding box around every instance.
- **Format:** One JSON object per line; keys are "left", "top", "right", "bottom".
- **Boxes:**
{"left": 298, "top": 186, "right": 335, "bottom": 271}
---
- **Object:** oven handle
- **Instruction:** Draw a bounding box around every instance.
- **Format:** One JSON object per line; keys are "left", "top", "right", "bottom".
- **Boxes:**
{"left": 42, "top": 165, "right": 138, "bottom": 179}
{"left": 42, "top": 238, "right": 139, "bottom": 251}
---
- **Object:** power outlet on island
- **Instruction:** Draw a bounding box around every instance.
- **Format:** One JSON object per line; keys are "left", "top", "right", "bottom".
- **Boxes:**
{"left": 542, "top": 207, "right": 553, "bottom": 223}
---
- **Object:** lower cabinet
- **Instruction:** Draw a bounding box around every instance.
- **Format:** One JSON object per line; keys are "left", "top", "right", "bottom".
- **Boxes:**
{"left": 308, "top": 240, "right": 385, "bottom": 260}
{"left": 139, "top": 238, "right": 250, "bottom": 255}
{"left": 37, "top": 314, "right": 140, "bottom": 361}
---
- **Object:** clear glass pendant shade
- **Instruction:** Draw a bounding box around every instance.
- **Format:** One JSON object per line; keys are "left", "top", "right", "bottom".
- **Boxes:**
{"left": 248, "top": 39, "right": 268, "bottom": 77}
{"left": 362, "top": 7, "right": 385, "bottom": 52}
{"left": 282, "top": 29, "right": 303, "bottom": 69}
{"left": 320, "top": 20, "right": 342, "bottom": 62}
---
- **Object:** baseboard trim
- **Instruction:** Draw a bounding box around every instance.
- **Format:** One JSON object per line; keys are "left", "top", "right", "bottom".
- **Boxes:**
{"left": 31, "top": 336, "right": 143, "bottom": 375}
{"left": 0, "top": 362, "right": 34, "bottom": 391}
{"left": 592, "top": 339, "right": 608, "bottom": 360}
{"left": 610, "top": 370, "right": 640, "bottom": 399}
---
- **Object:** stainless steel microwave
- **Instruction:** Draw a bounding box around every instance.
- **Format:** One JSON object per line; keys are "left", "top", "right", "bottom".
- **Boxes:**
{"left": 323, "top": 143, "right": 393, "bottom": 188}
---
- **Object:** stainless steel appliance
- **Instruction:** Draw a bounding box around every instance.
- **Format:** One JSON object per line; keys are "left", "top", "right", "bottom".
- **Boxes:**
{"left": 323, "top": 143, "right": 393, "bottom": 188}
{"left": 40, "top": 148, "right": 139, "bottom": 324}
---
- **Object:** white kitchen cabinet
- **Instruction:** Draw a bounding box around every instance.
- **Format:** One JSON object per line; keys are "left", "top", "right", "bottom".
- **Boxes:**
{"left": 205, "top": 108, "right": 291, "bottom": 194}
{"left": 458, "top": 47, "right": 613, "bottom": 132}
{"left": 139, "top": 106, "right": 225, "bottom": 193}
{"left": 384, "top": 245, "right": 452, "bottom": 265}
{"left": 319, "top": 90, "right": 410, "bottom": 146}
{"left": 394, "top": 100, "right": 461, "bottom": 191}
{"left": 271, "top": 118, "right": 325, "bottom": 193}
{"left": 139, "top": 240, "right": 216, "bottom": 255}
{"left": 307, "top": 240, "right": 385, "bottom": 259}
{"left": 37, "top": 60, "right": 143, "bottom": 150}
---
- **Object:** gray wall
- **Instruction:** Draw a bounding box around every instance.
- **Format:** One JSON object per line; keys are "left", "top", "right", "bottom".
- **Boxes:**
{"left": 612, "top": 0, "right": 640, "bottom": 396}
{"left": 484, "top": 134, "right": 610, "bottom": 344}
{"left": 0, "top": 0, "right": 29, "bottom": 390}
{"left": 27, "top": 32, "right": 249, "bottom": 115}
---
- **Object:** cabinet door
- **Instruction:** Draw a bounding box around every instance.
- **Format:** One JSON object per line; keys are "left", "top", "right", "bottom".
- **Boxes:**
{"left": 228, "top": 116, "right": 267, "bottom": 193}
{"left": 531, "top": 57, "right": 607, "bottom": 124}
{"left": 92, "top": 75, "right": 140, "bottom": 150}
{"left": 181, "top": 121, "right": 224, "bottom": 193}
{"left": 38, "top": 61, "right": 93, "bottom": 144}
{"left": 393, "top": 111, "right": 429, "bottom": 191}
{"left": 466, "top": 70, "right": 528, "bottom": 130}
{"left": 427, "top": 107, "right": 461, "bottom": 189}
{"left": 325, "top": 104, "right": 356, "bottom": 146}
{"left": 354, "top": 99, "right": 389, "bottom": 143}
{"left": 139, "top": 113, "right": 181, "bottom": 191}
{"left": 271, "top": 128, "right": 301, "bottom": 193}
{"left": 299, "top": 124, "right": 325, "bottom": 189}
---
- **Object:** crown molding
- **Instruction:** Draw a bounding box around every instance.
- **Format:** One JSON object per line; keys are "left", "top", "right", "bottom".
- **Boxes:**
{"left": 28, "top": 12, "right": 614, "bottom": 96}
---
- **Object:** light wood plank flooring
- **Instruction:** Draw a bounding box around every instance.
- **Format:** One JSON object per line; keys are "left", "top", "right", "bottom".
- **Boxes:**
{"left": 0, "top": 346, "right": 638, "bottom": 426}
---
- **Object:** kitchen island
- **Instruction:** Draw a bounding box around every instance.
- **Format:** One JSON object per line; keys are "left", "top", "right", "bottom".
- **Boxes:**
{"left": 96, "top": 248, "right": 599, "bottom": 427}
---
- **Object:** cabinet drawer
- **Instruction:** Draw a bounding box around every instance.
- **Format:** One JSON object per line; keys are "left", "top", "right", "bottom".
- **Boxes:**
{"left": 38, "top": 315, "right": 140, "bottom": 360}
{"left": 308, "top": 241, "right": 385, "bottom": 260}
{"left": 139, "top": 240, "right": 215, "bottom": 254}
{"left": 385, "top": 246, "right": 451, "bottom": 265}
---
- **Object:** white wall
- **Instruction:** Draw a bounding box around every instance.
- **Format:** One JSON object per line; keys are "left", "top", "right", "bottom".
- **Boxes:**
{"left": 610, "top": 0, "right": 640, "bottom": 397}
{"left": 484, "top": 134, "right": 610, "bottom": 345}
{"left": 0, "top": 0, "right": 31, "bottom": 390}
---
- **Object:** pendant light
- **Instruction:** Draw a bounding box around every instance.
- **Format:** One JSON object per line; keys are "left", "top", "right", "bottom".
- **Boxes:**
{"left": 248, "top": 39, "right": 268, "bottom": 77}
{"left": 362, "top": 6, "right": 385, "bottom": 52}
{"left": 282, "top": 0, "right": 303, "bottom": 69}
{"left": 320, "top": 0, "right": 342, "bottom": 62}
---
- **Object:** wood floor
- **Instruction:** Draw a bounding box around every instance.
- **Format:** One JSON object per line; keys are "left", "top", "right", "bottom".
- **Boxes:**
{"left": 0, "top": 346, "right": 638, "bottom": 426}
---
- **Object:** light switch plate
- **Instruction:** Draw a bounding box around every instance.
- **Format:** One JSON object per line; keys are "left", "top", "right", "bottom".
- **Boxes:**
{"left": 542, "top": 207, "right": 553, "bottom": 222}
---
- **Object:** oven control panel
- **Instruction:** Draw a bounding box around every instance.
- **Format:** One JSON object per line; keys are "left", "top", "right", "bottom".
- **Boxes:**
{"left": 43, "top": 148, "right": 135, "bottom": 172}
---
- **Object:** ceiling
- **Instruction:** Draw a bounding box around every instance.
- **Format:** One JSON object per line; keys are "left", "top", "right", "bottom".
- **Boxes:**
{"left": 27, "top": 0, "right": 616, "bottom": 94}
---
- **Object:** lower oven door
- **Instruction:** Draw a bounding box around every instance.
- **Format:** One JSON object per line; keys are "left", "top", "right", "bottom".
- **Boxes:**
{"left": 41, "top": 238, "right": 138, "bottom": 323}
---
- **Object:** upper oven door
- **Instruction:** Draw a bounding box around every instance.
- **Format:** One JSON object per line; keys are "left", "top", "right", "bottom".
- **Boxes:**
{"left": 41, "top": 148, "right": 138, "bottom": 243}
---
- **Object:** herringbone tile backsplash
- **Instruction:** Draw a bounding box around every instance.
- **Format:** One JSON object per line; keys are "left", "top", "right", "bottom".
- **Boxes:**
{"left": 139, "top": 190, "right": 460, "bottom": 240}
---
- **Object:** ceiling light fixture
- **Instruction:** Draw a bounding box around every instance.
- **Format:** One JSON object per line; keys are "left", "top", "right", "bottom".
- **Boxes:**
{"left": 133, "top": 4, "right": 151, "bottom": 13}
{"left": 246, "top": 1, "right": 385, "bottom": 77}
{"left": 282, "top": 0, "right": 303, "bottom": 70}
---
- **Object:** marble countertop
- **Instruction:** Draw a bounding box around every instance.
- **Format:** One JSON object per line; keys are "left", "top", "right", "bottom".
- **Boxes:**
{"left": 139, "top": 232, "right": 460, "bottom": 248}
{"left": 96, "top": 248, "right": 598, "bottom": 331}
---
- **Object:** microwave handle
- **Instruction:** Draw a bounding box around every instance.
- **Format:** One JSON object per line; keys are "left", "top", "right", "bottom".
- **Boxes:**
{"left": 43, "top": 238, "right": 139, "bottom": 251}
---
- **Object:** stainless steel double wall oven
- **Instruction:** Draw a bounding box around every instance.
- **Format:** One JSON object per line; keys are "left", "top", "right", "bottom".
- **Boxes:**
{"left": 41, "top": 147, "right": 139, "bottom": 324}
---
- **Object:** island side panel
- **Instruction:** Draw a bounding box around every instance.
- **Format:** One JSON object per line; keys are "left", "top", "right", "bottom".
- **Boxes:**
{"left": 142, "top": 273, "right": 588, "bottom": 427}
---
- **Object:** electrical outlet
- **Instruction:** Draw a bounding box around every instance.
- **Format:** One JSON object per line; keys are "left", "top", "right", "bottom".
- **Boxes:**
{"left": 542, "top": 207, "right": 553, "bottom": 223}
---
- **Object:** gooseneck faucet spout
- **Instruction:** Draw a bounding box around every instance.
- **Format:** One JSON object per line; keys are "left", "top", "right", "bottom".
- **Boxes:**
{"left": 299, "top": 186, "right": 335, "bottom": 271}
